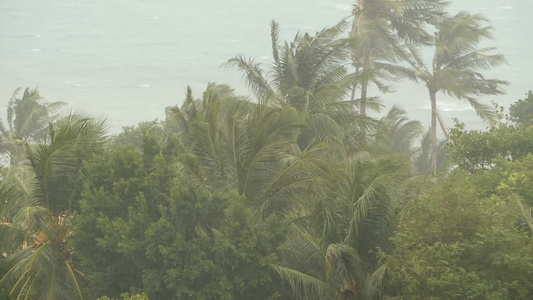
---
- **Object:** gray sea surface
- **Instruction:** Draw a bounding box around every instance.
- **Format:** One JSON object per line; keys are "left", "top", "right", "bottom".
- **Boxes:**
{"left": 1, "top": 0, "right": 531, "bottom": 133}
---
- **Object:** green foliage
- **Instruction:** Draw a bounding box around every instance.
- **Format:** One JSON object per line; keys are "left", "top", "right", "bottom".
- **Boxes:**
{"left": 0, "top": 87, "right": 65, "bottom": 167}
{"left": 140, "top": 187, "right": 284, "bottom": 299}
{"left": 2, "top": 87, "right": 65, "bottom": 142}
{"left": 0, "top": 113, "right": 107, "bottom": 300}
{"left": 72, "top": 82, "right": 424, "bottom": 299}
{"left": 72, "top": 132, "right": 286, "bottom": 299}
{"left": 28, "top": 114, "right": 108, "bottom": 214}
{"left": 98, "top": 293, "right": 149, "bottom": 300}
{"left": 164, "top": 84, "right": 333, "bottom": 220}
{"left": 382, "top": 165, "right": 533, "bottom": 299}
{"left": 448, "top": 93, "right": 533, "bottom": 173}
{"left": 448, "top": 120, "right": 533, "bottom": 172}
{"left": 374, "top": 106, "right": 423, "bottom": 156}
{"left": 70, "top": 144, "right": 148, "bottom": 297}
{"left": 0, "top": 7, "right": 526, "bottom": 300}
{"left": 272, "top": 153, "right": 417, "bottom": 300}
{"left": 509, "top": 91, "right": 533, "bottom": 125}
{"left": 398, "top": 97, "right": 533, "bottom": 298}
{"left": 0, "top": 288, "right": 8, "bottom": 300}
{"left": 412, "top": 130, "right": 450, "bottom": 176}
{"left": 226, "top": 21, "right": 369, "bottom": 150}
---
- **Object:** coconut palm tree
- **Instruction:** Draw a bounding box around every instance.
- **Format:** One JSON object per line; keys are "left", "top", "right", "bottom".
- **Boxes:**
{"left": 0, "top": 88, "right": 65, "bottom": 167}
{"left": 404, "top": 12, "right": 508, "bottom": 174}
{"left": 163, "top": 86, "right": 422, "bottom": 298}
{"left": 226, "top": 21, "right": 374, "bottom": 151}
{"left": 272, "top": 153, "right": 415, "bottom": 299}
{"left": 164, "top": 84, "right": 332, "bottom": 221}
{"left": 227, "top": 20, "right": 350, "bottom": 106}
{"left": 266, "top": 106, "right": 422, "bottom": 299}
{"left": 412, "top": 130, "right": 450, "bottom": 176}
{"left": 373, "top": 106, "right": 423, "bottom": 155}
{"left": 0, "top": 114, "right": 107, "bottom": 299}
{"left": 349, "top": 0, "right": 448, "bottom": 115}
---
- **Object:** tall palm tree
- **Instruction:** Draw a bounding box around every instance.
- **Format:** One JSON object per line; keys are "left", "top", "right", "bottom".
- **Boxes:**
{"left": 349, "top": 0, "right": 448, "bottom": 115}
{"left": 227, "top": 20, "right": 350, "bottom": 106}
{"left": 0, "top": 114, "right": 107, "bottom": 299}
{"left": 226, "top": 21, "right": 372, "bottom": 150}
{"left": 404, "top": 12, "right": 508, "bottom": 174}
{"left": 0, "top": 88, "right": 65, "bottom": 167}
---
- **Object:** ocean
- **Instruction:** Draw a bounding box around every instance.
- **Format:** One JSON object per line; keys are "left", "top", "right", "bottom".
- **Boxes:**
{"left": 1, "top": 0, "right": 531, "bottom": 133}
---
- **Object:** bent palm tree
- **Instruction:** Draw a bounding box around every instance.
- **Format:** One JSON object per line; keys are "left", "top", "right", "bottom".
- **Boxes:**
{"left": 413, "top": 130, "right": 450, "bottom": 176}
{"left": 0, "top": 114, "right": 107, "bottom": 299}
{"left": 165, "top": 84, "right": 331, "bottom": 221}
{"left": 404, "top": 12, "right": 508, "bottom": 174}
{"left": 0, "top": 88, "right": 65, "bottom": 167}
{"left": 226, "top": 21, "right": 373, "bottom": 150}
{"left": 349, "top": 0, "right": 448, "bottom": 115}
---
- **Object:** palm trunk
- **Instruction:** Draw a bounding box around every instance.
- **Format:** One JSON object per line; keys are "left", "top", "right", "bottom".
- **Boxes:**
{"left": 430, "top": 90, "right": 438, "bottom": 175}
{"left": 350, "top": 11, "right": 359, "bottom": 104}
{"left": 360, "top": 51, "right": 370, "bottom": 116}
{"left": 350, "top": 66, "right": 360, "bottom": 102}
{"left": 437, "top": 113, "right": 449, "bottom": 139}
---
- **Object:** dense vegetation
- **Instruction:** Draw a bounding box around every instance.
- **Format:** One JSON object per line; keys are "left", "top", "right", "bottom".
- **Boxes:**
{"left": 1, "top": 1, "right": 531, "bottom": 299}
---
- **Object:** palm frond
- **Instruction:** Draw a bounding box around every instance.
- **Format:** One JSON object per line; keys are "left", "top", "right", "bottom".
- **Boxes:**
{"left": 224, "top": 55, "right": 277, "bottom": 106}
{"left": 464, "top": 97, "right": 497, "bottom": 124}
{"left": 360, "top": 263, "right": 387, "bottom": 300}
{"left": 270, "top": 264, "right": 333, "bottom": 300}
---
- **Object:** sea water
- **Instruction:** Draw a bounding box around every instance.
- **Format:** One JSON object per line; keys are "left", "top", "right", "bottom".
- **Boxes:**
{"left": 1, "top": 0, "right": 531, "bottom": 133}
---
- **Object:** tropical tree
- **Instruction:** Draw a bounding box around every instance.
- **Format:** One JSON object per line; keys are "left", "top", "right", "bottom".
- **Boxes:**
{"left": 0, "top": 114, "right": 107, "bottom": 299}
{"left": 71, "top": 124, "right": 287, "bottom": 299}
{"left": 382, "top": 100, "right": 533, "bottom": 298}
{"left": 163, "top": 84, "right": 331, "bottom": 221}
{"left": 158, "top": 85, "right": 429, "bottom": 299}
{"left": 404, "top": 12, "right": 508, "bottom": 174}
{"left": 412, "top": 130, "right": 450, "bottom": 176}
{"left": 447, "top": 93, "right": 533, "bottom": 172}
{"left": 509, "top": 90, "right": 533, "bottom": 125}
{"left": 226, "top": 21, "right": 372, "bottom": 150}
{"left": 373, "top": 106, "right": 423, "bottom": 156}
{"left": 272, "top": 152, "right": 417, "bottom": 299}
{"left": 0, "top": 87, "right": 65, "bottom": 167}
{"left": 382, "top": 164, "right": 533, "bottom": 299}
{"left": 349, "top": 0, "right": 448, "bottom": 115}
{"left": 228, "top": 21, "right": 349, "bottom": 106}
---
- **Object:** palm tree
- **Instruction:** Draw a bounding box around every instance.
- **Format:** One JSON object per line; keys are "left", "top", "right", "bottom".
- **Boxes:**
{"left": 412, "top": 130, "right": 450, "bottom": 176}
{"left": 373, "top": 106, "right": 423, "bottom": 155}
{"left": 349, "top": 0, "right": 448, "bottom": 115}
{"left": 0, "top": 114, "right": 107, "bottom": 299}
{"left": 228, "top": 20, "right": 349, "bottom": 106}
{"left": 0, "top": 88, "right": 65, "bottom": 167}
{"left": 164, "top": 84, "right": 331, "bottom": 221}
{"left": 404, "top": 12, "right": 508, "bottom": 174}
{"left": 272, "top": 154, "right": 415, "bottom": 299}
{"left": 226, "top": 21, "right": 372, "bottom": 150}
{"left": 266, "top": 108, "right": 422, "bottom": 299}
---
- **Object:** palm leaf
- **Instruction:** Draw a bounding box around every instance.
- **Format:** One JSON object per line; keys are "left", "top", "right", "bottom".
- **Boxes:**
{"left": 270, "top": 264, "right": 333, "bottom": 300}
